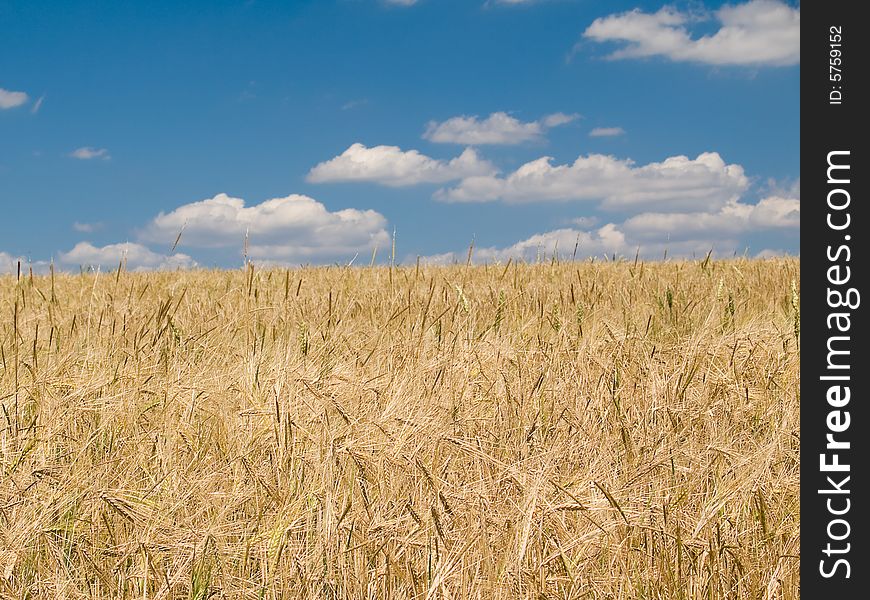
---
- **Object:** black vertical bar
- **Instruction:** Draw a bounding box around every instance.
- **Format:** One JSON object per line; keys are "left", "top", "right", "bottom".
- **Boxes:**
{"left": 802, "top": 1, "right": 868, "bottom": 595}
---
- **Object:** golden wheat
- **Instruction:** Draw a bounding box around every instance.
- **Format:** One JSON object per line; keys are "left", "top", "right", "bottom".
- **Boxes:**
{"left": 0, "top": 257, "right": 799, "bottom": 599}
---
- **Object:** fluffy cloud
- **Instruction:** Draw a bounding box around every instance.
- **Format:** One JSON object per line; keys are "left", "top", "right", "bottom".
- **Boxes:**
{"left": 583, "top": 0, "right": 800, "bottom": 67}
{"left": 140, "top": 193, "right": 390, "bottom": 262}
{"left": 1, "top": 252, "right": 54, "bottom": 275}
{"left": 589, "top": 127, "right": 625, "bottom": 137}
{"left": 490, "top": 225, "right": 626, "bottom": 259}
{"left": 422, "top": 217, "right": 784, "bottom": 264}
{"left": 307, "top": 143, "right": 496, "bottom": 186}
{"left": 59, "top": 242, "right": 196, "bottom": 271}
{"left": 762, "top": 176, "right": 800, "bottom": 200}
{"left": 623, "top": 196, "right": 799, "bottom": 241}
{"left": 0, "top": 88, "right": 28, "bottom": 109}
{"left": 420, "top": 190, "right": 798, "bottom": 265}
{"left": 423, "top": 111, "right": 578, "bottom": 145}
{"left": 70, "top": 147, "right": 111, "bottom": 160}
{"left": 439, "top": 151, "right": 748, "bottom": 211}
{"left": 0, "top": 252, "right": 26, "bottom": 274}
{"left": 421, "top": 225, "right": 627, "bottom": 264}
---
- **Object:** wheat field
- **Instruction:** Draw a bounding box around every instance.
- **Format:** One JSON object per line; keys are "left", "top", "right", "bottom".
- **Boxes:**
{"left": 0, "top": 257, "right": 799, "bottom": 599}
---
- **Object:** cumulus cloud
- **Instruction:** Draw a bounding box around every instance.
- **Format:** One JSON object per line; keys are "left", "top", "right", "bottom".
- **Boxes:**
{"left": 0, "top": 87, "right": 28, "bottom": 109}
{"left": 421, "top": 222, "right": 768, "bottom": 264}
{"left": 762, "top": 176, "right": 800, "bottom": 200}
{"left": 307, "top": 143, "right": 496, "bottom": 186}
{"left": 623, "top": 196, "right": 799, "bottom": 241}
{"left": 583, "top": 0, "right": 799, "bottom": 67}
{"left": 439, "top": 151, "right": 748, "bottom": 211}
{"left": 140, "top": 193, "right": 390, "bottom": 262}
{"left": 0, "top": 252, "right": 26, "bottom": 274}
{"left": 59, "top": 242, "right": 196, "bottom": 271}
{"left": 589, "top": 127, "right": 625, "bottom": 137}
{"left": 424, "top": 111, "right": 579, "bottom": 145}
{"left": 423, "top": 190, "right": 797, "bottom": 264}
{"left": 70, "top": 147, "right": 111, "bottom": 160}
{"left": 1, "top": 252, "right": 53, "bottom": 275}
{"left": 421, "top": 225, "right": 627, "bottom": 264}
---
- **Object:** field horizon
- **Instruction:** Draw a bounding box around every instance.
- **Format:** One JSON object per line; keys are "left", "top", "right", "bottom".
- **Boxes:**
{"left": 1, "top": 257, "right": 800, "bottom": 599}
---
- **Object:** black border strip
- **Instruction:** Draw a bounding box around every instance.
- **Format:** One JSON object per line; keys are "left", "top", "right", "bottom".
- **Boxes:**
{"left": 802, "top": 1, "right": 868, "bottom": 594}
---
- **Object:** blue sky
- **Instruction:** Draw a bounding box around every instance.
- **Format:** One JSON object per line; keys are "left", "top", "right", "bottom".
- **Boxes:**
{"left": 1, "top": 0, "right": 799, "bottom": 270}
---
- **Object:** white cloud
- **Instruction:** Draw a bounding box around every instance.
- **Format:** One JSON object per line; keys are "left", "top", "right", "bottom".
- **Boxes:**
{"left": 583, "top": 0, "right": 800, "bottom": 67}
{"left": 31, "top": 95, "right": 44, "bottom": 114}
{"left": 755, "top": 248, "right": 794, "bottom": 259}
{"left": 422, "top": 223, "right": 762, "bottom": 264}
{"left": 439, "top": 151, "right": 748, "bottom": 211}
{"left": 540, "top": 112, "right": 578, "bottom": 128}
{"left": 140, "top": 193, "right": 390, "bottom": 262}
{"left": 70, "top": 147, "right": 111, "bottom": 160}
{"left": 425, "top": 113, "right": 538, "bottom": 145}
{"left": 569, "top": 216, "right": 600, "bottom": 228}
{"left": 2, "top": 252, "right": 52, "bottom": 274}
{"left": 0, "top": 252, "right": 25, "bottom": 274}
{"left": 0, "top": 88, "right": 28, "bottom": 109}
{"left": 422, "top": 225, "right": 627, "bottom": 264}
{"left": 0, "top": 252, "right": 52, "bottom": 275}
{"left": 738, "top": 195, "right": 800, "bottom": 227}
{"left": 59, "top": 242, "right": 196, "bottom": 271}
{"left": 73, "top": 221, "right": 103, "bottom": 233}
{"left": 762, "top": 176, "right": 800, "bottom": 200}
{"left": 589, "top": 127, "right": 625, "bottom": 137}
{"left": 623, "top": 195, "right": 799, "bottom": 241}
{"left": 424, "top": 111, "right": 578, "bottom": 145}
{"left": 307, "top": 143, "right": 496, "bottom": 186}
{"left": 384, "top": 0, "right": 418, "bottom": 5}
{"left": 424, "top": 191, "right": 798, "bottom": 265}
